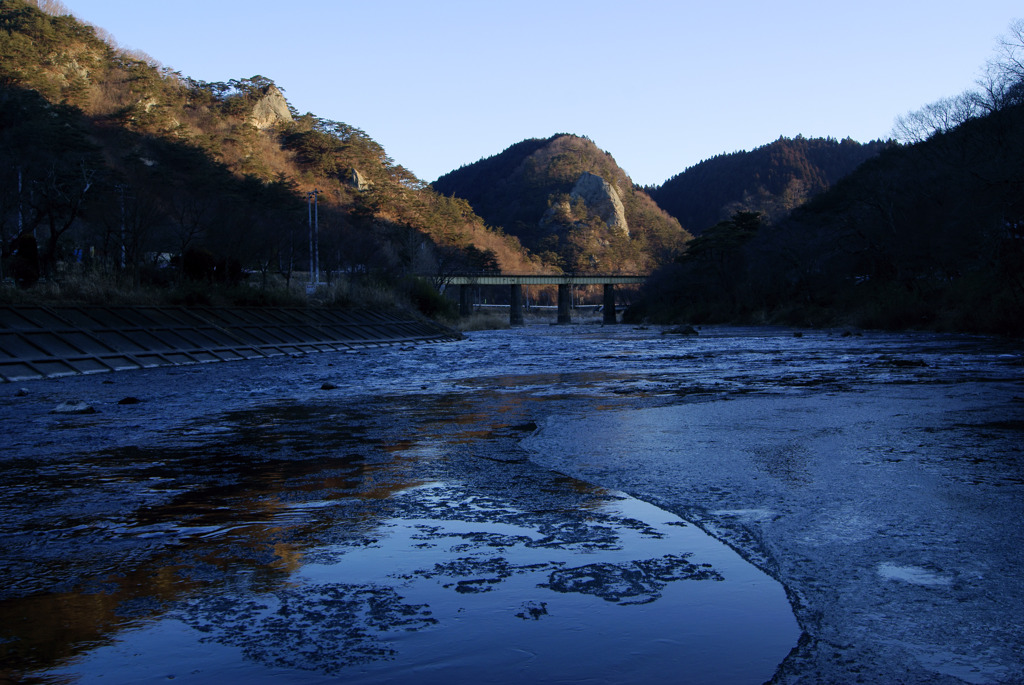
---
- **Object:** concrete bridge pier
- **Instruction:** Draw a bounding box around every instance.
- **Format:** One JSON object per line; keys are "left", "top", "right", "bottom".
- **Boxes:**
{"left": 603, "top": 284, "right": 617, "bottom": 324}
{"left": 459, "top": 285, "right": 473, "bottom": 317}
{"left": 557, "top": 284, "right": 572, "bottom": 324}
{"left": 510, "top": 284, "right": 525, "bottom": 326}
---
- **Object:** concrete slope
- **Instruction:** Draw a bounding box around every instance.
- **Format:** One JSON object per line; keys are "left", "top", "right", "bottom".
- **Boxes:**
{"left": 0, "top": 305, "right": 460, "bottom": 382}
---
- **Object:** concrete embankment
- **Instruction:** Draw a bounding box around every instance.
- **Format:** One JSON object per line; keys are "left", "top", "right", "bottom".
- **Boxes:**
{"left": 0, "top": 304, "right": 460, "bottom": 382}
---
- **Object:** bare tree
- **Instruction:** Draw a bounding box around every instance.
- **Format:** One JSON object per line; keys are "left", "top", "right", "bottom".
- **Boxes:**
{"left": 894, "top": 19, "right": 1024, "bottom": 143}
{"left": 892, "top": 93, "right": 984, "bottom": 143}
{"left": 994, "top": 19, "right": 1024, "bottom": 84}
{"left": 166, "top": 185, "right": 213, "bottom": 266}
{"left": 27, "top": 162, "right": 96, "bottom": 276}
{"left": 27, "top": 0, "right": 71, "bottom": 15}
{"left": 976, "top": 23, "right": 1024, "bottom": 113}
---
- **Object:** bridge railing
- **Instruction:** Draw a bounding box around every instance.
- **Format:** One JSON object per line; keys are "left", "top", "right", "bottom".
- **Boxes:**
{"left": 445, "top": 274, "right": 646, "bottom": 286}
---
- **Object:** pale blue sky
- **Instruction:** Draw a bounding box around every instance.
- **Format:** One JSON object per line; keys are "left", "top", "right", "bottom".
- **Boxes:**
{"left": 62, "top": 0, "right": 1022, "bottom": 186}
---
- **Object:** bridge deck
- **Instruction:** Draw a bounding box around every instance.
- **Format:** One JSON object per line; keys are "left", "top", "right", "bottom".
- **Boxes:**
{"left": 447, "top": 274, "right": 645, "bottom": 286}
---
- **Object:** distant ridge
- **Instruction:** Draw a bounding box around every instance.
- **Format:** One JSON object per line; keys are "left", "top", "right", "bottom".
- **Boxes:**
{"left": 647, "top": 136, "right": 889, "bottom": 233}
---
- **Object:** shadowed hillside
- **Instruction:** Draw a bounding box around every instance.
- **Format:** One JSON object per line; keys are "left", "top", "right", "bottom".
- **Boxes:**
{"left": 630, "top": 104, "right": 1024, "bottom": 334}
{"left": 629, "top": 20, "right": 1024, "bottom": 335}
{"left": 647, "top": 136, "right": 889, "bottom": 234}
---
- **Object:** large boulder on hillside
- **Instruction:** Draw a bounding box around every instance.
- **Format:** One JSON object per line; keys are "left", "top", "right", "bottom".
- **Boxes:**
{"left": 569, "top": 172, "right": 629, "bottom": 236}
{"left": 249, "top": 85, "right": 293, "bottom": 130}
{"left": 348, "top": 167, "right": 371, "bottom": 191}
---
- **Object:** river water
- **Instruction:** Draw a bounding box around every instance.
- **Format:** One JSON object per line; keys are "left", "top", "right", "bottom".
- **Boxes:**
{"left": 1, "top": 323, "right": 1022, "bottom": 683}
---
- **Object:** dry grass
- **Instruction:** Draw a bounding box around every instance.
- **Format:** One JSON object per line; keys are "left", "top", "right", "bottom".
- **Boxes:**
{"left": 453, "top": 311, "right": 510, "bottom": 331}
{"left": 0, "top": 272, "right": 163, "bottom": 306}
{"left": 315, "top": 277, "right": 402, "bottom": 310}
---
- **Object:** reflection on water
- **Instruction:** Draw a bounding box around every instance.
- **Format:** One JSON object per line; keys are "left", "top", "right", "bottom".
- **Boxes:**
{"left": 35, "top": 478, "right": 797, "bottom": 685}
{"left": 3, "top": 385, "right": 797, "bottom": 684}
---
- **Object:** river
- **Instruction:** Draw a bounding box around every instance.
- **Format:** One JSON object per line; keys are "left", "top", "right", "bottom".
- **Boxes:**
{"left": 1, "top": 323, "right": 1022, "bottom": 683}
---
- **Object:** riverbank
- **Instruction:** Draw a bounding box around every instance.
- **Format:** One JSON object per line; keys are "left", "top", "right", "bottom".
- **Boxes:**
{"left": 0, "top": 304, "right": 461, "bottom": 382}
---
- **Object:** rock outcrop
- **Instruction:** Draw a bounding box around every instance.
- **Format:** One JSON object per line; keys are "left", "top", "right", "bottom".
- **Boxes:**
{"left": 348, "top": 167, "right": 371, "bottom": 191}
{"left": 249, "top": 85, "right": 293, "bottom": 130}
{"left": 567, "top": 172, "right": 629, "bottom": 236}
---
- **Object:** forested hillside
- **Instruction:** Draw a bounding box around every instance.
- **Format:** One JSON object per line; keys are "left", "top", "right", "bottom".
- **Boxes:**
{"left": 647, "top": 136, "right": 889, "bottom": 234}
{"left": 0, "top": 0, "right": 536, "bottom": 311}
{"left": 629, "top": 24, "right": 1024, "bottom": 336}
{"left": 433, "top": 134, "right": 690, "bottom": 274}
{"left": 5, "top": 0, "right": 1022, "bottom": 335}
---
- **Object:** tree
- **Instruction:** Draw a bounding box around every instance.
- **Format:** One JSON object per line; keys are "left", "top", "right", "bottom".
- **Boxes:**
{"left": 165, "top": 180, "right": 215, "bottom": 271}
{"left": 892, "top": 94, "right": 983, "bottom": 143}
{"left": 988, "top": 19, "right": 1024, "bottom": 97}
{"left": 8, "top": 232, "right": 39, "bottom": 287}
{"left": 894, "top": 20, "right": 1024, "bottom": 143}
{"left": 0, "top": 85, "right": 103, "bottom": 277}
{"left": 28, "top": 161, "right": 98, "bottom": 276}
{"left": 669, "top": 211, "right": 761, "bottom": 311}
{"left": 25, "top": 0, "right": 70, "bottom": 16}
{"left": 92, "top": 175, "right": 165, "bottom": 283}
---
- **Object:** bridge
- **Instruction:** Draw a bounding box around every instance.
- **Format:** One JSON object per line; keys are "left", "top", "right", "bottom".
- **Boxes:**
{"left": 446, "top": 274, "right": 647, "bottom": 325}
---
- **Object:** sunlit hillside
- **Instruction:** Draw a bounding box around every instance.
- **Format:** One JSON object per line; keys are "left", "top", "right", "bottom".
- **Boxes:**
{"left": 433, "top": 134, "right": 692, "bottom": 274}
{"left": 0, "top": 0, "right": 538, "bottom": 311}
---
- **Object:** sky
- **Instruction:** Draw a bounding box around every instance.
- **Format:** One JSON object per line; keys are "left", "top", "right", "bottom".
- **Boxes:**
{"left": 60, "top": 0, "right": 1023, "bottom": 187}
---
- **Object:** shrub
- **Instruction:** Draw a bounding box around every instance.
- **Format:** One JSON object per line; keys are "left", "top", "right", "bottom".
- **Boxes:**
{"left": 404, "top": 276, "right": 456, "bottom": 319}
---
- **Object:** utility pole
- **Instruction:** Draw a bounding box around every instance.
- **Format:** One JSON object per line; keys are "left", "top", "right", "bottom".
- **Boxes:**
{"left": 307, "top": 189, "right": 320, "bottom": 286}
{"left": 314, "top": 189, "right": 319, "bottom": 286}
{"left": 307, "top": 190, "right": 312, "bottom": 284}
{"left": 17, "top": 166, "right": 23, "bottom": 235}
{"left": 116, "top": 183, "right": 126, "bottom": 270}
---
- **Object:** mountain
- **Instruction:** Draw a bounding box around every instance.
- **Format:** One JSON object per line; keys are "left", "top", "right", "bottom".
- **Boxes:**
{"left": 432, "top": 134, "right": 691, "bottom": 273}
{"left": 0, "top": 0, "right": 537, "bottom": 309}
{"left": 629, "top": 104, "right": 1024, "bottom": 335}
{"left": 647, "top": 136, "right": 890, "bottom": 234}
